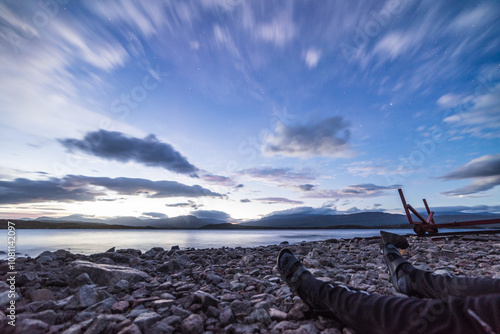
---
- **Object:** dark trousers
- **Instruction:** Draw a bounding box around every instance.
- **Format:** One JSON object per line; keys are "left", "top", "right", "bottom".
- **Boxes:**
{"left": 304, "top": 270, "right": 500, "bottom": 334}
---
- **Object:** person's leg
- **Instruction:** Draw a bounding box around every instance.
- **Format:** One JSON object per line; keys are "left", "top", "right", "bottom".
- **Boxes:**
{"left": 278, "top": 248, "right": 500, "bottom": 334}
{"left": 380, "top": 233, "right": 500, "bottom": 299}
{"left": 302, "top": 273, "right": 500, "bottom": 334}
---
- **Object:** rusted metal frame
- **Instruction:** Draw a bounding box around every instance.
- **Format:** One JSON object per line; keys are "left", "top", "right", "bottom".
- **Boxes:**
{"left": 423, "top": 199, "right": 435, "bottom": 224}
{"left": 407, "top": 204, "right": 428, "bottom": 224}
{"left": 398, "top": 189, "right": 415, "bottom": 224}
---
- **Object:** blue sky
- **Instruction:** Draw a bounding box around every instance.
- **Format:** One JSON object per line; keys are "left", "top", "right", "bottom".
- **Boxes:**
{"left": 1, "top": 0, "right": 499, "bottom": 222}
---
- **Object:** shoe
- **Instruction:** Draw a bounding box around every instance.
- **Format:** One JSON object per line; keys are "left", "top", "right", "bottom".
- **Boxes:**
{"left": 379, "top": 231, "right": 409, "bottom": 251}
{"left": 277, "top": 248, "right": 309, "bottom": 293}
{"left": 381, "top": 243, "right": 418, "bottom": 296}
{"left": 277, "top": 249, "right": 326, "bottom": 310}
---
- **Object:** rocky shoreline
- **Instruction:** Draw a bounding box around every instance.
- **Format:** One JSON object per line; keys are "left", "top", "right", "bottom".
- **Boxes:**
{"left": 1, "top": 233, "right": 499, "bottom": 334}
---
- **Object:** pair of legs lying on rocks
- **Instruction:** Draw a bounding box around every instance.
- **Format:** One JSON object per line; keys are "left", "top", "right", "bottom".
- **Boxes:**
{"left": 277, "top": 231, "right": 500, "bottom": 334}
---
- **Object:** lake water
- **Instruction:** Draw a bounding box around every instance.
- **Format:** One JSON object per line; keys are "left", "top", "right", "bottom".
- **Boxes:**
{"left": 0, "top": 228, "right": 473, "bottom": 258}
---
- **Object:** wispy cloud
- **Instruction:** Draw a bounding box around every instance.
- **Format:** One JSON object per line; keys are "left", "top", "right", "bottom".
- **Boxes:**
{"left": 440, "top": 154, "right": 500, "bottom": 196}
{"left": 165, "top": 200, "right": 201, "bottom": 209}
{"left": 0, "top": 175, "right": 222, "bottom": 204}
{"left": 201, "top": 173, "right": 236, "bottom": 186}
{"left": 238, "top": 167, "right": 315, "bottom": 184}
{"left": 142, "top": 212, "right": 168, "bottom": 219}
{"left": 60, "top": 130, "right": 199, "bottom": 176}
{"left": 262, "top": 117, "right": 354, "bottom": 158}
{"left": 191, "top": 209, "right": 231, "bottom": 220}
{"left": 304, "top": 183, "right": 401, "bottom": 199}
{"left": 443, "top": 85, "right": 500, "bottom": 139}
{"left": 304, "top": 47, "right": 321, "bottom": 68}
{"left": 255, "top": 197, "right": 304, "bottom": 205}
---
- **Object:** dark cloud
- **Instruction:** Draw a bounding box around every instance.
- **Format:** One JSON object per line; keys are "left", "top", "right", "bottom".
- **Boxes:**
{"left": 441, "top": 154, "right": 500, "bottom": 180}
{"left": 297, "top": 184, "right": 315, "bottom": 191}
{"left": 440, "top": 154, "right": 500, "bottom": 196}
{"left": 0, "top": 175, "right": 222, "bottom": 204}
{"left": 255, "top": 197, "right": 304, "bottom": 204}
{"left": 414, "top": 205, "right": 500, "bottom": 214}
{"left": 262, "top": 117, "right": 354, "bottom": 157}
{"left": 142, "top": 212, "right": 168, "bottom": 219}
{"left": 191, "top": 210, "right": 231, "bottom": 220}
{"left": 59, "top": 130, "right": 198, "bottom": 176}
{"left": 265, "top": 206, "right": 338, "bottom": 217}
{"left": 304, "top": 183, "right": 401, "bottom": 198}
{"left": 165, "top": 200, "right": 201, "bottom": 209}
{"left": 66, "top": 175, "right": 222, "bottom": 198}
{"left": 235, "top": 184, "right": 244, "bottom": 188}
{"left": 0, "top": 177, "right": 102, "bottom": 204}
{"left": 240, "top": 198, "right": 251, "bottom": 203}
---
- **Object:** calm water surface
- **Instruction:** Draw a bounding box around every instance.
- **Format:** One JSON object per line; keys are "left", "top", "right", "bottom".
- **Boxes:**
{"left": 0, "top": 228, "right": 471, "bottom": 258}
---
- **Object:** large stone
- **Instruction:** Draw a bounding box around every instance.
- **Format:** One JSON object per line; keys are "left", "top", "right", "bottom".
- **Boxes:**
{"left": 157, "top": 260, "right": 182, "bottom": 273}
{"left": 219, "top": 306, "right": 234, "bottom": 326}
{"left": 78, "top": 285, "right": 99, "bottom": 308}
{"left": 16, "top": 319, "right": 49, "bottom": 334}
{"left": 193, "top": 290, "right": 219, "bottom": 309}
{"left": 89, "top": 252, "right": 131, "bottom": 264}
{"left": 230, "top": 299, "right": 252, "bottom": 317}
{"left": 181, "top": 314, "right": 204, "bottom": 334}
{"left": 29, "top": 288, "right": 55, "bottom": 302}
{"left": 133, "top": 311, "right": 161, "bottom": 331}
{"left": 67, "top": 261, "right": 151, "bottom": 288}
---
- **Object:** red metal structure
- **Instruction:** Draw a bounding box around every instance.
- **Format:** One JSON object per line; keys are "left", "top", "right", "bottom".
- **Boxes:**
{"left": 398, "top": 189, "right": 500, "bottom": 235}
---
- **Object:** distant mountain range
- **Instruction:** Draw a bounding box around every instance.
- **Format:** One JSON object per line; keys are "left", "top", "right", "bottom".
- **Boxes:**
{"left": 2, "top": 211, "right": 499, "bottom": 229}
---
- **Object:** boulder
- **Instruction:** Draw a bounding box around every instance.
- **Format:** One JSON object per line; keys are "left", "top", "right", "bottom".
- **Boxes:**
{"left": 67, "top": 261, "right": 151, "bottom": 288}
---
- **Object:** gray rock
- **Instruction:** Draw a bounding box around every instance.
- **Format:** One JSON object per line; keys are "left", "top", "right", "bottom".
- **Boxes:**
{"left": 117, "top": 249, "right": 142, "bottom": 256}
{"left": 36, "top": 255, "right": 53, "bottom": 264}
{"left": 67, "top": 261, "right": 151, "bottom": 288}
{"left": 54, "top": 249, "right": 73, "bottom": 259}
{"left": 170, "top": 305, "right": 192, "bottom": 319}
{"left": 157, "top": 260, "right": 182, "bottom": 273}
{"left": 89, "top": 252, "right": 131, "bottom": 264}
{"left": 230, "top": 299, "right": 252, "bottom": 316}
{"left": 244, "top": 308, "right": 271, "bottom": 325}
{"left": 144, "top": 320, "right": 175, "bottom": 334}
{"left": 193, "top": 290, "right": 219, "bottom": 308}
{"left": 206, "top": 305, "right": 220, "bottom": 318}
{"left": 18, "top": 309, "right": 57, "bottom": 326}
{"left": 78, "top": 285, "right": 99, "bottom": 308}
{"left": 114, "top": 279, "right": 130, "bottom": 292}
{"left": 29, "top": 288, "right": 55, "bottom": 302}
{"left": 106, "top": 247, "right": 116, "bottom": 253}
{"left": 133, "top": 311, "right": 161, "bottom": 331}
{"left": 0, "top": 290, "right": 19, "bottom": 308}
{"left": 219, "top": 306, "right": 234, "bottom": 326}
{"left": 17, "top": 319, "right": 49, "bottom": 334}
{"left": 181, "top": 314, "right": 204, "bottom": 334}
{"left": 224, "top": 323, "right": 260, "bottom": 333}
{"left": 0, "top": 310, "right": 6, "bottom": 328}
{"left": 70, "top": 273, "right": 95, "bottom": 289}
{"left": 269, "top": 307, "right": 287, "bottom": 321}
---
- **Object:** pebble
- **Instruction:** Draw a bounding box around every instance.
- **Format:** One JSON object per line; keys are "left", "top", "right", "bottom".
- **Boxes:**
{"left": 0, "top": 234, "right": 498, "bottom": 333}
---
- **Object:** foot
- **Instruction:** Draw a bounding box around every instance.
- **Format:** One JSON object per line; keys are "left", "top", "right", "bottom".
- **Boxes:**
{"left": 277, "top": 248, "right": 309, "bottom": 293}
{"left": 379, "top": 231, "right": 409, "bottom": 251}
{"left": 381, "top": 243, "right": 418, "bottom": 296}
{"left": 277, "top": 248, "right": 326, "bottom": 310}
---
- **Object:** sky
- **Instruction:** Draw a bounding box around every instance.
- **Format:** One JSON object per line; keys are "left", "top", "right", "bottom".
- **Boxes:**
{"left": 0, "top": 0, "right": 499, "bottom": 222}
